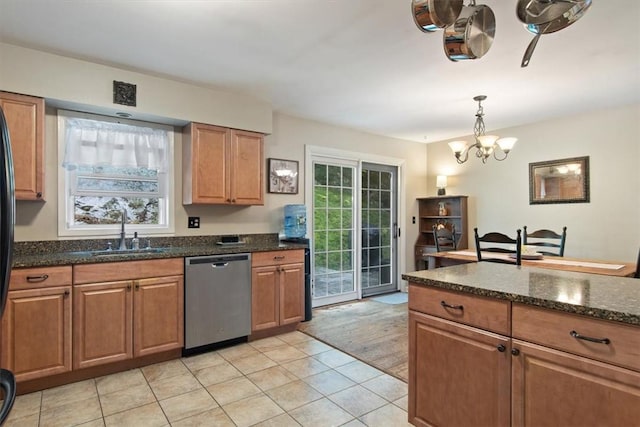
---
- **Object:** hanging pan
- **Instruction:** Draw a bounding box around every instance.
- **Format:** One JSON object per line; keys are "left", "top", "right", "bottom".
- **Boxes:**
{"left": 518, "top": 0, "right": 592, "bottom": 67}
{"left": 443, "top": 2, "right": 496, "bottom": 61}
{"left": 412, "top": 0, "right": 464, "bottom": 32}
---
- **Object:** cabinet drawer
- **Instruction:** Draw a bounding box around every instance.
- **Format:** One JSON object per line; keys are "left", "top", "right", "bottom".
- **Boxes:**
{"left": 10, "top": 266, "right": 72, "bottom": 290}
{"left": 74, "top": 258, "right": 183, "bottom": 284}
{"left": 252, "top": 250, "right": 304, "bottom": 267}
{"left": 408, "top": 284, "right": 510, "bottom": 335}
{"left": 512, "top": 304, "right": 640, "bottom": 372}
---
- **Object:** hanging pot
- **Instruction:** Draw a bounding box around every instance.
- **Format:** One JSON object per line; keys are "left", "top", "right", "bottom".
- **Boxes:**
{"left": 443, "top": 3, "right": 496, "bottom": 61}
{"left": 520, "top": 0, "right": 592, "bottom": 67}
{"left": 516, "top": 0, "right": 586, "bottom": 25}
{"left": 412, "top": 0, "right": 464, "bottom": 32}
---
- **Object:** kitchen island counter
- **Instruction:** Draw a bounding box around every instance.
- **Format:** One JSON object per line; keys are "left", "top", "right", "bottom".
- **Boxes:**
{"left": 403, "top": 262, "right": 640, "bottom": 325}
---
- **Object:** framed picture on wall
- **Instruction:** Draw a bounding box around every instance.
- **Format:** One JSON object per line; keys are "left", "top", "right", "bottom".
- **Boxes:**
{"left": 268, "top": 158, "right": 299, "bottom": 194}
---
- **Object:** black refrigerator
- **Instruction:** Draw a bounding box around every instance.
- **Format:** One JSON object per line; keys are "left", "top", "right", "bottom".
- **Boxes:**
{"left": 0, "top": 105, "right": 17, "bottom": 422}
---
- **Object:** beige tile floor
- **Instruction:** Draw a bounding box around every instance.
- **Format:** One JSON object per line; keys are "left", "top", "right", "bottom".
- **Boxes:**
{"left": 4, "top": 331, "right": 411, "bottom": 427}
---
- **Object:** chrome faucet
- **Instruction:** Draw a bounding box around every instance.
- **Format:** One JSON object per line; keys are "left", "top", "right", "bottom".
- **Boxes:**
{"left": 119, "top": 208, "right": 127, "bottom": 250}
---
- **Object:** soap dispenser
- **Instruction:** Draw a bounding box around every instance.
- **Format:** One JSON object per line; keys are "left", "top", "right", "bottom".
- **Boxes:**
{"left": 131, "top": 232, "right": 140, "bottom": 250}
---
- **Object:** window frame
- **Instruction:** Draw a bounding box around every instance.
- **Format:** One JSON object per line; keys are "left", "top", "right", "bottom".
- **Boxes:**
{"left": 57, "top": 109, "right": 175, "bottom": 238}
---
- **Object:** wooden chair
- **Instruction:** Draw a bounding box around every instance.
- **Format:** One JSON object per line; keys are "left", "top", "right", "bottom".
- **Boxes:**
{"left": 474, "top": 228, "right": 522, "bottom": 265}
{"left": 432, "top": 224, "right": 457, "bottom": 252}
{"left": 522, "top": 226, "right": 567, "bottom": 257}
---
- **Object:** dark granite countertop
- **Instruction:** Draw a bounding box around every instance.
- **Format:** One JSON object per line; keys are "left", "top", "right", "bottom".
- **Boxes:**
{"left": 12, "top": 234, "right": 307, "bottom": 268}
{"left": 402, "top": 263, "right": 640, "bottom": 326}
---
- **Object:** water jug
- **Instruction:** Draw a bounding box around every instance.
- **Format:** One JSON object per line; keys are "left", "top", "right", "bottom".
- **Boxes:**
{"left": 284, "top": 204, "right": 306, "bottom": 238}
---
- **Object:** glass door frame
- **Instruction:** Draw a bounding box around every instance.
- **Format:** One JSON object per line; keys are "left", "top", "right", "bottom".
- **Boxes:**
{"left": 305, "top": 145, "right": 406, "bottom": 308}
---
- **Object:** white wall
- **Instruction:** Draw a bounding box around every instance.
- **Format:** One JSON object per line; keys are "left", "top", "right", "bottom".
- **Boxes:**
{"left": 426, "top": 104, "right": 640, "bottom": 262}
{"left": 0, "top": 43, "right": 272, "bottom": 133}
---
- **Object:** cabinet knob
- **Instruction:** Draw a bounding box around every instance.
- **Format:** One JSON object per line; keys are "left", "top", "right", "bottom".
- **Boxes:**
{"left": 511, "top": 348, "right": 520, "bottom": 356}
{"left": 127, "top": 284, "right": 132, "bottom": 291}
{"left": 64, "top": 290, "right": 70, "bottom": 297}
{"left": 496, "top": 344, "right": 506, "bottom": 352}
{"left": 36, "top": 192, "right": 42, "bottom": 198}
{"left": 135, "top": 284, "right": 140, "bottom": 291}
{"left": 232, "top": 198, "right": 236, "bottom": 203}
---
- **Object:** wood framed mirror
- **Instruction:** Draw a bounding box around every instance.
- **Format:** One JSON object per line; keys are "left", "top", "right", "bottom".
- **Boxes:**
{"left": 529, "top": 156, "right": 590, "bottom": 204}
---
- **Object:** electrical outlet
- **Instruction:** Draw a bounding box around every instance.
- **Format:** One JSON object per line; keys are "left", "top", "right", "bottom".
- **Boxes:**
{"left": 412, "top": 216, "right": 416, "bottom": 224}
{"left": 188, "top": 217, "right": 200, "bottom": 228}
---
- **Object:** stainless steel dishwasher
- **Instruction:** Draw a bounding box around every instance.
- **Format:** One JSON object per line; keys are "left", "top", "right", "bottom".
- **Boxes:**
{"left": 184, "top": 253, "right": 251, "bottom": 354}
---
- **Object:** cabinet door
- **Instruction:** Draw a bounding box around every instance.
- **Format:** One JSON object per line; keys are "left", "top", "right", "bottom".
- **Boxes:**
{"left": 409, "top": 310, "right": 510, "bottom": 427}
{"left": 133, "top": 275, "right": 184, "bottom": 357}
{"left": 512, "top": 339, "right": 640, "bottom": 427}
{"left": 251, "top": 266, "right": 279, "bottom": 331}
{"left": 279, "top": 262, "right": 304, "bottom": 325}
{"left": 183, "top": 123, "right": 230, "bottom": 204}
{"left": 230, "top": 130, "right": 263, "bottom": 205}
{"left": 74, "top": 281, "right": 133, "bottom": 369}
{"left": 0, "top": 91, "right": 45, "bottom": 200}
{"left": 1, "top": 287, "right": 71, "bottom": 381}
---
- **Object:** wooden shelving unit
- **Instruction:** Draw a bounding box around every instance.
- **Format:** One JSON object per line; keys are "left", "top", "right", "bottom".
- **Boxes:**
{"left": 414, "top": 195, "right": 468, "bottom": 270}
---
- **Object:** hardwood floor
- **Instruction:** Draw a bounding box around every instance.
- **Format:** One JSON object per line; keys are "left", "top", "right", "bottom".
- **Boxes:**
{"left": 298, "top": 296, "right": 408, "bottom": 382}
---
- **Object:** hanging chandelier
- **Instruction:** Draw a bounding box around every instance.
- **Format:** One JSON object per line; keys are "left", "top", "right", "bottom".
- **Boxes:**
{"left": 448, "top": 95, "right": 517, "bottom": 164}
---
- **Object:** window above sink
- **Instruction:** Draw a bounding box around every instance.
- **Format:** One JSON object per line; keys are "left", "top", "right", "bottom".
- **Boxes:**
{"left": 56, "top": 110, "right": 176, "bottom": 238}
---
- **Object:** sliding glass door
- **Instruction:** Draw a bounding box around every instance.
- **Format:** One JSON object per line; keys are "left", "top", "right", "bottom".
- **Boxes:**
{"left": 361, "top": 163, "right": 398, "bottom": 297}
{"left": 311, "top": 159, "right": 358, "bottom": 306}
{"left": 308, "top": 149, "right": 401, "bottom": 307}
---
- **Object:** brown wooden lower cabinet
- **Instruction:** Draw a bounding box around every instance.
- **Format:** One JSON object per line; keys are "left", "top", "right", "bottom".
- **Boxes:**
{"left": 74, "top": 275, "right": 184, "bottom": 369}
{"left": 408, "top": 283, "right": 640, "bottom": 427}
{"left": 73, "top": 280, "right": 133, "bottom": 369}
{"left": 1, "top": 266, "right": 73, "bottom": 382}
{"left": 1, "top": 286, "right": 72, "bottom": 381}
{"left": 511, "top": 339, "right": 640, "bottom": 427}
{"left": 408, "top": 310, "right": 511, "bottom": 427}
{"left": 251, "top": 250, "right": 304, "bottom": 332}
{"left": 134, "top": 276, "right": 184, "bottom": 358}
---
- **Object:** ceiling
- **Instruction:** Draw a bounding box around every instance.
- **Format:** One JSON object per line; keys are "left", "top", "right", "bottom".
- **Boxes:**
{"left": 1, "top": 0, "right": 638, "bottom": 143}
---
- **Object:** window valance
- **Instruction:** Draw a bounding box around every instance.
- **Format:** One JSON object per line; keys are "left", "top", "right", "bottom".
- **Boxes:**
{"left": 62, "top": 118, "right": 169, "bottom": 172}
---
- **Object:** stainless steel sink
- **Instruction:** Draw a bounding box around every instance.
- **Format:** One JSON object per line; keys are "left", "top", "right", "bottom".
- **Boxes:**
{"left": 71, "top": 248, "right": 170, "bottom": 258}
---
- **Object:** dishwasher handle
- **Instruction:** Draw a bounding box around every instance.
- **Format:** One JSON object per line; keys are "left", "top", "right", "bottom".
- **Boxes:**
{"left": 212, "top": 262, "right": 229, "bottom": 268}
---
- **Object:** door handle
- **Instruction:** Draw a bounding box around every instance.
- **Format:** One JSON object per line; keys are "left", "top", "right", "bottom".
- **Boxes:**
{"left": 393, "top": 223, "right": 400, "bottom": 238}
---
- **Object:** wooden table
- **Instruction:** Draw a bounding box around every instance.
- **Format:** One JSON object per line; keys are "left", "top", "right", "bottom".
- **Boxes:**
{"left": 426, "top": 250, "right": 637, "bottom": 277}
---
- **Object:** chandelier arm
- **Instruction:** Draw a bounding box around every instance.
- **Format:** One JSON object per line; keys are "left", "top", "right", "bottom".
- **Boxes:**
{"left": 493, "top": 149, "right": 509, "bottom": 161}
{"left": 456, "top": 145, "right": 472, "bottom": 164}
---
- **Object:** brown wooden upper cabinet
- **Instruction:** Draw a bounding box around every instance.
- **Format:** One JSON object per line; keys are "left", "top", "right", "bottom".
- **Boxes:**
{"left": 0, "top": 91, "right": 45, "bottom": 200}
{"left": 183, "top": 122, "right": 264, "bottom": 205}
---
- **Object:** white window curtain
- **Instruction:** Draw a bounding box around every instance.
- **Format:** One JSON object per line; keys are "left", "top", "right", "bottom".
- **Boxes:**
{"left": 62, "top": 118, "right": 169, "bottom": 172}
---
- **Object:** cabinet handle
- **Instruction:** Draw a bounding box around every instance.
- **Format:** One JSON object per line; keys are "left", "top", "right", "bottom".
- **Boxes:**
{"left": 127, "top": 284, "right": 132, "bottom": 291}
{"left": 497, "top": 344, "right": 506, "bottom": 352}
{"left": 36, "top": 192, "right": 42, "bottom": 198}
{"left": 440, "top": 300, "right": 463, "bottom": 311}
{"left": 274, "top": 255, "right": 285, "bottom": 261}
{"left": 232, "top": 198, "right": 236, "bottom": 203}
{"left": 135, "top": 284, "right": 140, "bottom": 291}
{"left": 64, "top": 290, "right": 70, "bottom": 297}
{"left": 511, "top": 348, "right": 520, "bottom": 356}
{"left": 26, "top": 274, "right": 49, "bottom": 282}
{"left": 570, "top": 330, "right": 610, "bottom": 345}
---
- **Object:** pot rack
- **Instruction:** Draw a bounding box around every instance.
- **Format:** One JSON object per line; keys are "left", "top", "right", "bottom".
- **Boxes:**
{"left": 411, "top": 0, "right": 592, "bottom": 67}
